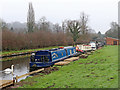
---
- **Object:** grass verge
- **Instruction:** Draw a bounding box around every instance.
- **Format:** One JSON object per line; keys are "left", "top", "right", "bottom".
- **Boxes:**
{"left": 1, "top": 46, "right": 62, "bottom": 61}
{"left": 16, "top": 46, "right": 118, "bottom": 88}
{"left": 2, "top": 46, "right": 62, "bottom": 55}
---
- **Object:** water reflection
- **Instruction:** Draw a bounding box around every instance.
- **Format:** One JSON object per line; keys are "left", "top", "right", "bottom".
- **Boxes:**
{"left": 0, "top": 56, "right": 30, "bottom": 82}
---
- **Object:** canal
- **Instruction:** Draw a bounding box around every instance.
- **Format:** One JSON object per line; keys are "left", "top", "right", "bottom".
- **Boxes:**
{"left": 0, "top": 56, "right": 30, "bottom": 82}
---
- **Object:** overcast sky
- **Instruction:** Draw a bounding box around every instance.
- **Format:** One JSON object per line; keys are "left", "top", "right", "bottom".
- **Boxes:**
{"left": 0, "top": 0, "right": 119, "bottom": 34}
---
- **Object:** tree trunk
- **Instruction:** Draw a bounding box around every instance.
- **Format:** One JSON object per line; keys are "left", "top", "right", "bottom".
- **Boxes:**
{"left": 73, "top": 41, "right": 76, "bottom": 47}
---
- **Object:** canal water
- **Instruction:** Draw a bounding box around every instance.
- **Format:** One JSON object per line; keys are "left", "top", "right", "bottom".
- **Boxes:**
{"left": 0, "top": 56, "right": 30, "bottom": 82}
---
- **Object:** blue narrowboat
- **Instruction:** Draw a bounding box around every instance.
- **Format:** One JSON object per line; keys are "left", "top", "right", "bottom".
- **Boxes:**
{"left": 30, "top": 46, "right": 77, "bottom": 68}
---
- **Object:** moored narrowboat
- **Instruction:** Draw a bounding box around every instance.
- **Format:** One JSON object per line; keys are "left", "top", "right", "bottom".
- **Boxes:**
{"left": 30, "top": 46, "right": 77, "bottom": 68}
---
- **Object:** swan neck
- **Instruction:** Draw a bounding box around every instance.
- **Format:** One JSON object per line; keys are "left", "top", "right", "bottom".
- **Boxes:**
{"left": 11, "top": 66, "right": 14, "bottom": 71}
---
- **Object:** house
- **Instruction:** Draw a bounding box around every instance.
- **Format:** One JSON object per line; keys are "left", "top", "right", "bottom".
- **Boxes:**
{"left": 106, "top": 37, "right": 119, "bottom": 45}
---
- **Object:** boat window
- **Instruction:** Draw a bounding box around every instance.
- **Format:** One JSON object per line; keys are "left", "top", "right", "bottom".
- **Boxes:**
{"left": 40, "top": 56, "right": 49, "bottom": 62}
{"left": 74, "top": 49, "right": 76, "bottom": 53}
{"left": 44, "top": 56, "right": 49, "bottom": 62}
{"left": 70, "top": 50, "right": 72, "bottom": 54}
{"left": 65, "top": 49, "right": 68, "bottom": 56}
{"left": 40, "top": 56, "right": 44, "bottom": 62}
{"left": 31, "top": 55, "right": 35, "bottom": 62}
{"left": 61, "top": 52, "right": 63, "bottom": 56}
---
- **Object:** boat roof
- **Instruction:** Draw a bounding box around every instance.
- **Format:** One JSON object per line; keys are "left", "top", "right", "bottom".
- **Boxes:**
{"left": 36, "top": 46, "right": 74, "bottom": 52}
{"left": 64, "top": 46, "right": 73, "bottom": 49}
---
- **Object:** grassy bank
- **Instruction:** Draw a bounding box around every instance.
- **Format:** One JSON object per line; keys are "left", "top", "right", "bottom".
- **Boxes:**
{"left": 1, "top": 55, "right": 31, "bottom": 61}
{"left": 2, "top": 46, "right": 62, "bottom": 55}
{"left": 18, "top": 46, "right": 118, "bottom": 88}
{"left": 1, "top": 46, "right": 62, "bottom": 61}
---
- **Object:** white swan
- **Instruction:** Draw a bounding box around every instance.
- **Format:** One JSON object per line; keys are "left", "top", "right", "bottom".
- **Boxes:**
{"left": 4, "top": 65, "right": 14, "bottom": 74}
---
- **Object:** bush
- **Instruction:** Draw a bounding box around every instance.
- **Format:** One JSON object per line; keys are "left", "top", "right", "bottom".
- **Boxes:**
{"left": 2, "top": 29, "right": 91, "bottom": 51}
{"left": 2, "top": 30, "right": 72, "bottom": 51}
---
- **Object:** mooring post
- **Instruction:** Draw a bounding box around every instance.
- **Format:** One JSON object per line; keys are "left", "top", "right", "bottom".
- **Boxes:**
{"left": 13, "top": 76, "right": 16, "bottom": 85}
{"left": 16, "top": 75, "right": 18, "bottom": 83}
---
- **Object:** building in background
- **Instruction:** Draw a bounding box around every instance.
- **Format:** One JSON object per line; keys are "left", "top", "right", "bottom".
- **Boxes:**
{"left": 106, "top": 37, "right": 119, "bottom": 45}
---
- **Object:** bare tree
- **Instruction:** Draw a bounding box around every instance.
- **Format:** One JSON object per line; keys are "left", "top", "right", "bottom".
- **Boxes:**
{"left": 38, "top": 16, "right": 50, "bottom": 31}
{"left": 62, "top": 21, "right": 65, "bottom": 33}
{"left": 80, "top": 12, "right": 89, "bottom": 34}
{"left": 105, "top": 22, "right": 119, "bottom": 38}
{"left": 62, "top": 20, "right": 71, "bottom": 36}
{"left": 0, "top": 19, "right": 8, "bottom": 30}
{"left": 68, "top": 20, "right": 81, "bottom": 46}
{"left": 27, "top": 2, "right": 35, "bottom": 32}
{"left": 53, "top": 23, "right": 62, "bottom": 33}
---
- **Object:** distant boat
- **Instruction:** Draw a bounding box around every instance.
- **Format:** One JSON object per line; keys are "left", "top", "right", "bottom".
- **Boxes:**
{"left": 4, "top": 65, "right": 14, "bottom": 74}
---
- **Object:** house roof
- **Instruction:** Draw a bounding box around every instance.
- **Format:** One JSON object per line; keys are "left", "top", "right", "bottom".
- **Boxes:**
{"left": 106, "top": 37, "right": 119, "bottom": 40}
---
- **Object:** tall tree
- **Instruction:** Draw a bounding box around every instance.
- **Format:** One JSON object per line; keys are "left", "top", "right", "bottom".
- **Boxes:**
{"left": 54, "top": 23, "right": 61, "bottom": 33}
{"left": 105, "top": 22, "right": 119, "bottom": 38}
{"left": 0, "top": 19, "right": 8, "bottom": 30}
{"left": 38, "top": 16, "right": 50, "bottom": 31}
{"left": 98, "top": 31, "right": 102, "bottom": 37}
{"left": 68, "top": 20, "right": 81, "bottom": 46}
{"left": 27, "top": 2, "right": 35, "bottom": 32}
{"left": 80, "top": 12, "right": 89, "bottom": 34}
{"left": 62, "top": 21, "right": 65, "bottom": 33}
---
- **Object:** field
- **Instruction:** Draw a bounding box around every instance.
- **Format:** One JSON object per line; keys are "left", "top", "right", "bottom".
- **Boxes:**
{"left": 17, "top": 46, "right": 118, "bottom": 88}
